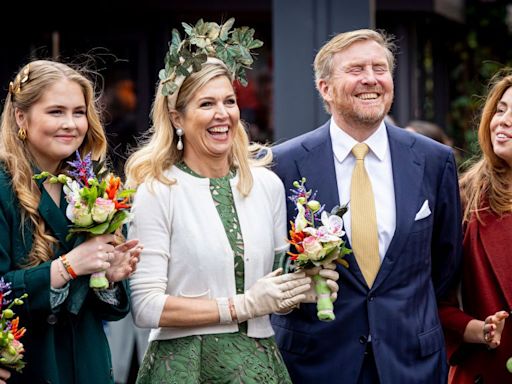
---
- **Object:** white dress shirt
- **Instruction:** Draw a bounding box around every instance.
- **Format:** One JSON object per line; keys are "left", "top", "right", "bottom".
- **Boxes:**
{"left": 330, "top": 119, "right": 396, "bottom": 261}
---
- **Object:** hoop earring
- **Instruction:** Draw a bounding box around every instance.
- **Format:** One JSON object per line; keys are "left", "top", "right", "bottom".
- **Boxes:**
{"left": 17, "top": 127, "right": 27, "bottom": 141}
{"left": 176, "top": 128, "right": 184, "bottom": 151}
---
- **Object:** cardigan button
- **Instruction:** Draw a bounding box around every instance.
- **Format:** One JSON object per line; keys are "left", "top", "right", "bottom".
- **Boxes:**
{"left": 47, "top": 314, "right": 58, "bottom": 325}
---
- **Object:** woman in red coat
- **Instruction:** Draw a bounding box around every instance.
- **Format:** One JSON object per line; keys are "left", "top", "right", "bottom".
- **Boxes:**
{"left": 439, "top": 70, "right": 512, "bottom": 383}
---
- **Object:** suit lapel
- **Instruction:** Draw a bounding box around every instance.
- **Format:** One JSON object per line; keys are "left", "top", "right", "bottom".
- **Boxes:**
{"left": 295, "top": 124, "right": 340, "bottom": 211}
{"left": 372, "top": 126, "right": 425, "bottom": 290}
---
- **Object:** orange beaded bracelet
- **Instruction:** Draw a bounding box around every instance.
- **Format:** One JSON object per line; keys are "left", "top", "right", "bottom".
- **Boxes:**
{"left": 59, "top": 254, "right": 77, "bottom": 279}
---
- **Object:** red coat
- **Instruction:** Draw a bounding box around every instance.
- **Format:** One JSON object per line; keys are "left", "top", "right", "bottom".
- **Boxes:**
{"left": 439, "top": 209, "right": 512, "bottom": 383}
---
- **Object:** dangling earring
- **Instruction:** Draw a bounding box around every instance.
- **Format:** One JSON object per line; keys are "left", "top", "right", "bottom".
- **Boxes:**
{"left": 17, "top": 127, "right": 27, "bottom": 141}
{"left": 176, "top": 128, "right": 184, "bottom": 151}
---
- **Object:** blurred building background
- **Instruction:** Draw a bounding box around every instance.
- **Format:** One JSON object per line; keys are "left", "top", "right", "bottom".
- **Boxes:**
{"left": 2, "top": 0, "right": 512, "bottom": 162}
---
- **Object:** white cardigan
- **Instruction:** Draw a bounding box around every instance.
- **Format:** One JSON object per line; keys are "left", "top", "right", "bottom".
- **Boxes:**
{"left": 128, "top": 165, "right": 288, "bottom": 341}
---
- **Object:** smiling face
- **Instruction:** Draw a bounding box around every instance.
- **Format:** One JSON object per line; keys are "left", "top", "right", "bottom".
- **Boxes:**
{"left": 318, "top": 39, "right": 394, "bottom": 140}
{"left": 172, "top": 75, "right": 239, "bottom": 176}
{"left": 490, "top": 86, "right": 512, "bottom": 167}
{"left": 15, "top": 79, "right": 88, "bottom": 173}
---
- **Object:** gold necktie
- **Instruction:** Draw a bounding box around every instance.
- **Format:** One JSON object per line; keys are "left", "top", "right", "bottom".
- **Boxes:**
{"left": 350, "top": 143, "right": 380, "bottom": 288}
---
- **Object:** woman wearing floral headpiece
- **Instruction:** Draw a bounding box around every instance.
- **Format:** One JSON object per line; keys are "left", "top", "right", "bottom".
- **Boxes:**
{"left": 126, "top": 19, "right": 320, "bottom": 383}
{"left": 439, "top": 69, "right": 512, "bottom": 383}
{"left": 0, "top": 60, "right": 141, "bottom": 383}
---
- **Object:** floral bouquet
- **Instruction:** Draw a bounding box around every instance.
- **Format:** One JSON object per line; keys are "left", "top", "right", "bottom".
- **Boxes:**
{"left": 34, "top": 151, "right": 135, "bottom": 289}
{"left": 287, "top": 178, "right": 350, "bottom": 321}
{"left": 0, "top": 278, "right": 27, "bottom": 373}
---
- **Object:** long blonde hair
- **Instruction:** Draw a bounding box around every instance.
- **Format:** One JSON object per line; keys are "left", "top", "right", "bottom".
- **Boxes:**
{"left": 460, "top": 70, "right": 512, "bottom": 223}
{"left": 0, "top": 60, "right": 107, "bottom": 266}
{"left": 126, "top": 60, "right": 270, "bottom": 196}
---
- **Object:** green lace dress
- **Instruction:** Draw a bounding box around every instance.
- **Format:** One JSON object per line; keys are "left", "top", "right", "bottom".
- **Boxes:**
{"left": 136, "top": 163, "right": 291, "bottom": 384}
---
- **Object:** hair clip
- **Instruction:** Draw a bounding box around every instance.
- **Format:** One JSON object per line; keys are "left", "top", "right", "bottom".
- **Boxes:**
{"left": 9, "top": 64, "right": 30, "bottom": 96}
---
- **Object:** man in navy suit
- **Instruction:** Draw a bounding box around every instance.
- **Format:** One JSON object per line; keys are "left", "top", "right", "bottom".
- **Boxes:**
{"left": 271, "top": 29, "right": 462, "bottom": 384}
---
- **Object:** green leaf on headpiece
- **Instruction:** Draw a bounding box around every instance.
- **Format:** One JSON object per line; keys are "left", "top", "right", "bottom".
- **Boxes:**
{"left": 219, "top": 17, "right": 235, "bottom": 40}
{"left": 191, "top": 53, "right": 207, "bottom": 72}
{"left": 190, "top": 36, "right": 208, "bottom": 49}
{"left": 171, "top": 29, "right": 181, "bottom": 47}
{"left": 206, "top": 24, "right": 220, "bottom": 41}
{"left": 182, "top": 22, "right": 193, "bottom": 36}
{"left": 238, "top": 75, "right": 248, "bottom": 87}
{"left": 176, "top": 65, "right": 190, "bottom": 77}
{"left": 249, "top": 39, "right": 264, "bottom": 49}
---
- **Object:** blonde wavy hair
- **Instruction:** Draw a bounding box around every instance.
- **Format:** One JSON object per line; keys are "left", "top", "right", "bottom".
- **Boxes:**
{"left": 0, "top": 60, "right": 107, "bottom": 267}
{"left": 126, "top": 60, "right": 270, "bottom": 196}
{"left": 314, "top": 29, "right": 396, "bottom": 113}
{"left": 460, "top": 70, "right": 512, "bottom": 223}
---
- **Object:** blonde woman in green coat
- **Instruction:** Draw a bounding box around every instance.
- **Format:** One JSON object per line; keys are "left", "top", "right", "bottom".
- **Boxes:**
{"left": 0, "top": 60, "right": 142, "bottom": 383}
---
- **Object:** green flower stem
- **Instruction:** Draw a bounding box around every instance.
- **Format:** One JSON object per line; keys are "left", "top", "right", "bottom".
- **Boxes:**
{"left": 313, "top": 274, "right": 335, "bottom": 322}
{"left": 90, "top": 272, "right": 109, "bottom": 290}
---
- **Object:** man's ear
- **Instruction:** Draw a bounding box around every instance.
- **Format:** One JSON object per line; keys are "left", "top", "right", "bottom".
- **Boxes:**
{"left": 317, "top": 79, "right": 333, "bottom": 104}
{"left": 169, "top": 110, "right": 183, "bottom": 130}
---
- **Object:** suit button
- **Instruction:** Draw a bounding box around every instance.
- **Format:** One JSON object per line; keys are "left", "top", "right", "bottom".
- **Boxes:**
{"left": 47, "top": 314, "right": 58, "bottom": 325}
{"left": 367, "top": 295, "right": 375, "bottom": 302}
{"left": 359, "top": 335, "right": 368, "bottom": 344}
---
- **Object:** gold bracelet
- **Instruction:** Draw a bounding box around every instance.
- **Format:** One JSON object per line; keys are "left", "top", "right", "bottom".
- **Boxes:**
{"left": 56, "top": 258, "right": 70, "bottom": 283}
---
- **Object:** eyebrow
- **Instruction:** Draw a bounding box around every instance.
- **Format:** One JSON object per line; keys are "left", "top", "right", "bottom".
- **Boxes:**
{"left": 197, "top": 94, "right": 236, "bottom": 101}
{"left": 344, "top": 60, "right": 388, "bottom": 67}
{"left": 44, "top": 104, "right": 86, "bottom": 109}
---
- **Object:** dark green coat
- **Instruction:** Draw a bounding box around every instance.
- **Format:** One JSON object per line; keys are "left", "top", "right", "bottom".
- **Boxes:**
{"left": 0, "top": 167, "right": 130, "bottom": 384}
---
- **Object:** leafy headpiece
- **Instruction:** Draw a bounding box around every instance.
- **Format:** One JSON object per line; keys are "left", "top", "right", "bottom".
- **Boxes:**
{"left": 159, "top": 17, "right": 263, "bottom": 105}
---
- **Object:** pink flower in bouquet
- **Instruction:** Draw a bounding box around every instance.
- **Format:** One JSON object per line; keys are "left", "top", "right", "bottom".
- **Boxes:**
{"left": 91, "top": 197, "right": 116, "bottom": 223}
{"left": 302, "top": 236, "right": 324, "bottom": 261}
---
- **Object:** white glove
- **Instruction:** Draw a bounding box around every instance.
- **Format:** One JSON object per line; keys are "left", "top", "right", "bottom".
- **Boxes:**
{"left": 302, "top": 263, "right": 339, "bottom": 303}
{"left": 232, "top": 268, "right": 311, "bottom": 322}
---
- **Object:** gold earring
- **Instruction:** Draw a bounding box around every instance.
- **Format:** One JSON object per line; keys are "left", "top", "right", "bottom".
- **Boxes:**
{"left": 17, "top": 127, "right": 27, "bottom": 141}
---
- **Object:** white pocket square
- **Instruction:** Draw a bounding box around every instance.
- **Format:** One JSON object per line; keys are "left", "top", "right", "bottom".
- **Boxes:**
{"left": 414, "top": 200, "right": 431, "bottom": 221}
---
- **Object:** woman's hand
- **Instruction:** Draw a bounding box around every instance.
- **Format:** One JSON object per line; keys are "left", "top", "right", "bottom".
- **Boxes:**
{"left": 483, "top": 310, "right": 509, "bottom": 349}
{"left": 0, "top": 367, "right": 10, "bottom": 383}
{"left": 65, "top": 234, "right": 116, "bottom": 276}
{"left": 105, "top": 239, "right": 142, "bottom": 283}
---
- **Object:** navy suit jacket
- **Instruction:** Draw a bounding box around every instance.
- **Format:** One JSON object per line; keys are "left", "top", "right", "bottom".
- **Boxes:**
{"left": 271, "top": 122, "right": 462, "bottom": 384}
